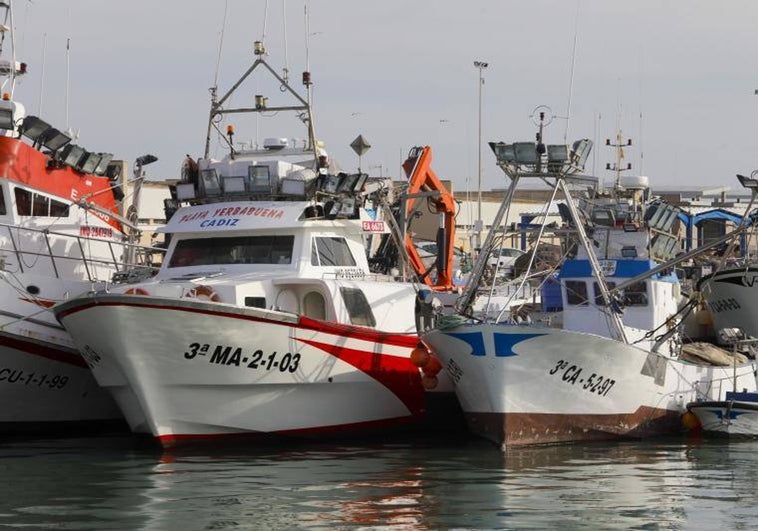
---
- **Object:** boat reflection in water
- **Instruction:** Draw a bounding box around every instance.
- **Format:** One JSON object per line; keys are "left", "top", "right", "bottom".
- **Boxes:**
{"left": 5, "top": 436, "right": 758, "bottom": 529}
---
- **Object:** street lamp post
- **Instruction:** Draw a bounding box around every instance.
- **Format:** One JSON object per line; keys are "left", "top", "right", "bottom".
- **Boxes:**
{"left": 474, "top": 60, "right": 489, "bottom": 253}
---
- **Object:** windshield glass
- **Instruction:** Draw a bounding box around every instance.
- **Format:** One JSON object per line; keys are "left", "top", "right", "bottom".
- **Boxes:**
{"left": 168, "top": 235, "right": 294, "bottom": 267}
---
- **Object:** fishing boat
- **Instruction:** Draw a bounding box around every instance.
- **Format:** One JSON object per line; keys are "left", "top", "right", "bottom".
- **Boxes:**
{"left": 685, "top": 174, "right": 758, "bottom": 436}
{"left": 421, "top": 110, "right": 758, "bottom": 448}
{"left": 53, "top": 39, "right": 436, "bottom": 446}
{"left": 687, "top": 392, "right": 758, "bottom": 437}
{"left": 695, "top": 173, "right": 758, "bottom": 339}
{"left": 0, "top": 1, "right": 159, "bottom": 431}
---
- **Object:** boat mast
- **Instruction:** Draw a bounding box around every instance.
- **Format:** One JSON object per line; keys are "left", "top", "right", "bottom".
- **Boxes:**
{"left": 202, "top": 42, "right": 316, "bottom": 165}
{"left": 458, "top": 109, "right": 629, "bottom": 342}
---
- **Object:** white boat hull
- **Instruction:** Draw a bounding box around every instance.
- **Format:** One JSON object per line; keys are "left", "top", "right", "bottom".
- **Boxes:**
{"left": 55, "top": 294, "right": 425, "bottom": 446}
{"left": 699, "top": 267, "right": 758, "bottom": 337}
{"left": 688, "top": 393, "right": 758, "bottom": 436}
{"left": 423, "top": 323, "right": 756, "bottom": 447}
{"left": 0, "top": 331, "right": 121, "bottom": 429}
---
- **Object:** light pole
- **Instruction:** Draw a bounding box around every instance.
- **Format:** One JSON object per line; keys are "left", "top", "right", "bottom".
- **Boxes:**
{"left": 474, "top": 60, "right": 488, "bottom": 252}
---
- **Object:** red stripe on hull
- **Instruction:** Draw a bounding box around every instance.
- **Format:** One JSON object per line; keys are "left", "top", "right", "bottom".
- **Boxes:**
{"left": 467, "top": 407, "right": 684, "bottom": 447}
{"left": 155, "top": 415, "right": 417, "bottom": 448}
{"left": 0, "top": 333, "right": 88, "bottom": 368}
{"left": 295, "top": 336, "right": 425, "bottom": 416}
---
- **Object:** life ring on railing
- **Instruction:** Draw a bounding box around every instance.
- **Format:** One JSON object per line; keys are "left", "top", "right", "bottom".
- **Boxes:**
{"left": 184, "top": 285, "right": 221, "bottom": 302}
{"left": 124, "top": 287, "right": 149, "bottom": 296}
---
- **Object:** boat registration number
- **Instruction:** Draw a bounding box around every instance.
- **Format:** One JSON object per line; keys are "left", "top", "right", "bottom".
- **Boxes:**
{"left": 183, "top": 343, "right": 301, "bottom": 373}
{"left": 0, "top": 367, "right": 69, "bottom": 390}
{"left": 548, "top": 359, "right": 616, "bottom": 397}
{"left": 706, "top": 297, "right": 741, "bottom": 314}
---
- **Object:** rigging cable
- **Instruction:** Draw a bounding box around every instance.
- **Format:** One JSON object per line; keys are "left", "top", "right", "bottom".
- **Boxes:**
{"left": 281, "top": 0, "right": 289, "bottom": 88}
{"left": 212, "top": 0, "right": 229, "bottom": 90}
{"left": 563, "top": 0, "right": 581, "bottom": 143}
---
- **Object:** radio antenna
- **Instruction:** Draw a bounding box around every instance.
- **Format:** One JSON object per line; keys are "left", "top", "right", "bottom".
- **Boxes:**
{"left": 212, "top": 0, "right": 229, "bottom": 89}
{"left": 37, "top": 32, "right": 46, "bottom": 115}
{"left": 563, "top": 0, "right": 581, "bottom": 143}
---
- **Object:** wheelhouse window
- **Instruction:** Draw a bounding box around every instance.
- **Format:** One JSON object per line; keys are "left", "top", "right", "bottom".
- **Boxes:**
{"left": 311, "top": 237, "right": 356, "bottom": 267}
{"left": 0, "top": 187, "right": 6, "bottom": 215}
{"left": 340, "top": 287, "right": 376, "bottom": 327}
{"left": 593, "top": 282, "right": 616, "bottom": 306}
{"left": 593, "top": 280, "right": 648, "bottom": 307}
{"left": 565, "top": 280, "right": 588, "bottom": 306}
{"left": 623, "top": 282, "right": 648, "bottom": 306}
{"left": 14, "top": 188, "right": 31, "bottom": 215}
{"left": 14, "top": 187, "right": 69, "bottom": 217}
{"left": 168, "top": 235, "right": 294, "bottom": 267}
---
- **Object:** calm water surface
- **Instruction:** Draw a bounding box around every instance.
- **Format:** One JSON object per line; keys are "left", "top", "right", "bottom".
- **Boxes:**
{"left": 0, "top": 433, "right": 756, "bottom": 530}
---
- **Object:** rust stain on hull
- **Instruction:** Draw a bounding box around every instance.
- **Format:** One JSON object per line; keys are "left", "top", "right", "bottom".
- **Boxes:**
{"left": 466, "top": 407, "right": 683, "bottom": 447}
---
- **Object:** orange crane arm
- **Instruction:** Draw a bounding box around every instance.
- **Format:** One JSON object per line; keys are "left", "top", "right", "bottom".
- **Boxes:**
{"left": 402, "top": 146, "right": 457, "bottom": 291}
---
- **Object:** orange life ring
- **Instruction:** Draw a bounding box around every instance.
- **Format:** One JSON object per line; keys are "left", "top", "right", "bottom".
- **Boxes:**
{"left": 124, "top": 287, "right": 149, "bottom": 296}
{"left": 185, "top": 285, "right": 221, "bottom": 302}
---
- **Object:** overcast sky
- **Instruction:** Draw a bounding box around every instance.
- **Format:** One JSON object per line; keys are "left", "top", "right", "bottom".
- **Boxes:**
{"left": 11, "top": 0, "right": 758, "bottom": 193}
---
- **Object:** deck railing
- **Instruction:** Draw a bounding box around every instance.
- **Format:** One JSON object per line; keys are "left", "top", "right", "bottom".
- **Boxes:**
{"left": 0, "top": 221, "right": 164, "bottom": 282}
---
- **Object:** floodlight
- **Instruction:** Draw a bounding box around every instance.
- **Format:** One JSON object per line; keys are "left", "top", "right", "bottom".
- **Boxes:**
{"left": 78, "top": 152, "right": 102, "bottom": 174}
{"left": 39, "top": 128, "right": 72, "bottom": 151}
{"left": 59, "top": 144, "right": 85, "bottom": 167}
{"left": 0, "top": 108, "right": 14, "bottom": 130}
{"left": 136, "top": 154, "right": 158, "bottom": 166}
{"left": 175, "top": 183, "right": 196, "bottom": 201}
{"left": 489, "top": 142, "right": 515, "bottom": 164}
{"left": 280, "top": 178, "right": 306, "bottom": 196}
{"left": 248, "top": 165, "right": 271, "bottom": 192}
{"left": 337, "top": 197, "right": 356, "bottom": 216}
{"left": 337, "top": 174, "right": 359, "bottom": 193}
{"left": 547, "top": 144, "right": 570, "bottom": 172}
{"left": 223, "top": 176, "right": 245, "bottom": 193}
{"left": 737, "top": 174, "right": 758, "bottom": 190}
{"left": 93, "top": 153, "right": 113, "bottom": 175}
{"left": 200, "top": 168, "right": 221, "bottom": 196}
{"left": 322, "top": 174, "right": 341, "bottom": 194}
{"left": 513, "top": 142, "right": 538, "bottom": 164}
{"left": 20, "top": 115, "right": 51, "bottom": 143}
{"left": 547, "top": 145, "right": 570, "bottom": 162}
{"left": 352, "top": 173, "right": 368, "bottom": 192}
{"left": 571, "top": 138, "right": 593, "bottom": 169}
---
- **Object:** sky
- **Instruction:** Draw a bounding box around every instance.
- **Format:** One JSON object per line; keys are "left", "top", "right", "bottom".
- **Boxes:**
{"left": 9, "top": 0, "right": 758, "bottom": 194}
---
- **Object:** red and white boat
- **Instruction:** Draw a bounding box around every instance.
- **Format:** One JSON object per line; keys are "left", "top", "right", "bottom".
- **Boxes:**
{"left": 53, "top": 42, "right": 429, "bottom": 446}
{"left": 0, "top": 1, "right": 158, "bottom": 431}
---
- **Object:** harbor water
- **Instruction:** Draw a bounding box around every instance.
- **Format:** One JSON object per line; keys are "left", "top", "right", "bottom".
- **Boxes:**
{"left": 1, "top": 434, "right": 757, "bottom": 530}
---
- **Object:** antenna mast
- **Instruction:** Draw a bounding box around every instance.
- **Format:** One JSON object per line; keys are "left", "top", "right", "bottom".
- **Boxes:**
{"left": 37, "top": 32, "right": 46, "bottom": 115}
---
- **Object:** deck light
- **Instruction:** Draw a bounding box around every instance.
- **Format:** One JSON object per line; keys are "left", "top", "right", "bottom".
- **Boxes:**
{"left": 200, "top": 168, "right": 222, "bottom": 196}
{"left": 0, "top": 108, "right": 13, "bottom": 130}
{"left": 737, "top": 174, "right": 758, "bottom": 190}
{"left": 93, "top": 153, "right": 114, "bottom": 175}
{"left": 513, "top": 142, "right": 538, "bottom": 164}
{"left": 19, "top": 115, "right": 51, "bottom": 143}
{"left": 39, "top": 128, "right": 72, "bottom": 152}
{"left": 59, "top": 144, "right": 85, "bottom": 167}
{"left": 222, "top": 176, "right": 245, "bottom": 193}
{"left": 78, "top": 152, "right": 103, "bottom": 174}
{"left": 571, "top": 139, "right": 593, "bottom": 170}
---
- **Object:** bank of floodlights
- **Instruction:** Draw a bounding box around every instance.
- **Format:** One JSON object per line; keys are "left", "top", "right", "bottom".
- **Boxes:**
{"left": 490, "top": 138, "right": 593, "bottom": 175}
